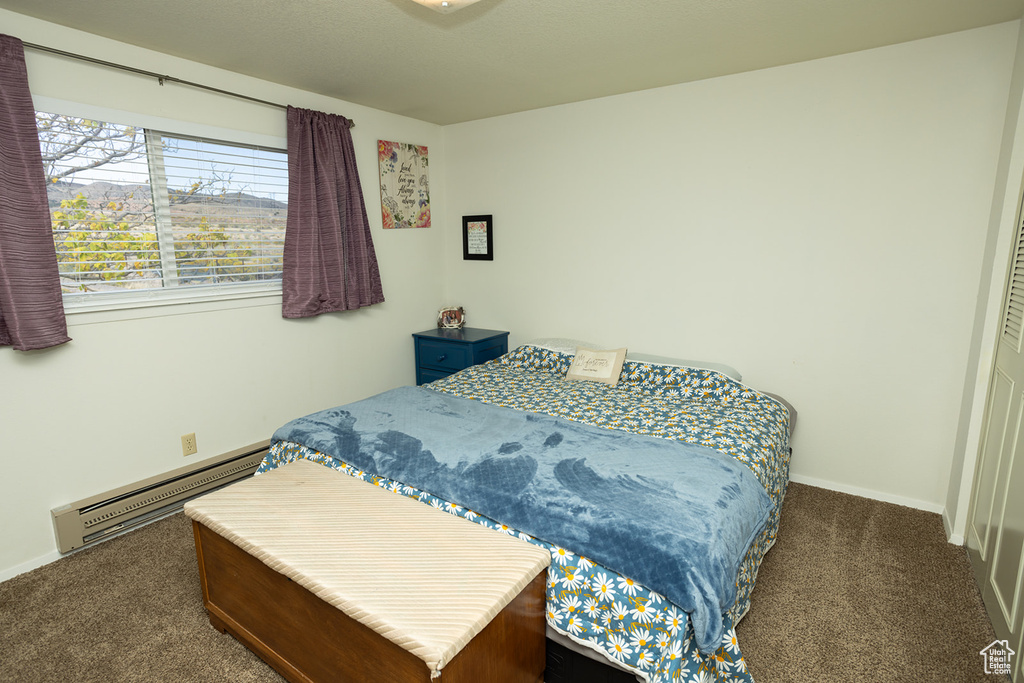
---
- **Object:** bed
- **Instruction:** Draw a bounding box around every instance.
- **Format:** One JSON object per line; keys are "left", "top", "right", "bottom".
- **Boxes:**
{"left": 258, "top": 340, "right": 792, "bottom": 682}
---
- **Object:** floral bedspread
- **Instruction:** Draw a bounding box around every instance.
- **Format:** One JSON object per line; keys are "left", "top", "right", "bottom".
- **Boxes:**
{"left": 260, "top": 344, "right": 790, "bottom": 682}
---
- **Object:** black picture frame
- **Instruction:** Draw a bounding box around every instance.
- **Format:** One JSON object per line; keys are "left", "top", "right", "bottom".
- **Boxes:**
{"left": 462, "top": 215, "right": 493, "bottom": 261}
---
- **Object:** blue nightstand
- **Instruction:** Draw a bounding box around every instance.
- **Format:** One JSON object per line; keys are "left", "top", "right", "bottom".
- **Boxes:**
{"left": 413, "top": 327, "right": 510, "bottom": 385}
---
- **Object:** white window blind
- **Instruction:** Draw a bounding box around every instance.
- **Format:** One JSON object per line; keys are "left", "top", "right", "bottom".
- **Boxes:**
{"left": 1003, "top": 208, "right": 1024, "bottom": 351}
{"left": 36, "top": 111, "right": 287, "bottom": 306}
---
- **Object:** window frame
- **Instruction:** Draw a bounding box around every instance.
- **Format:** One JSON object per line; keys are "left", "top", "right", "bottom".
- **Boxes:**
{"left": 34, "top": 96, "right": 289, "bottom": 317}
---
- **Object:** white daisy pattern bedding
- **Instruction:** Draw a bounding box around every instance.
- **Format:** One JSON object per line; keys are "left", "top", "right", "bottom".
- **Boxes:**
{"left": 261, "top": 344, "right": 790, "bottom": 682}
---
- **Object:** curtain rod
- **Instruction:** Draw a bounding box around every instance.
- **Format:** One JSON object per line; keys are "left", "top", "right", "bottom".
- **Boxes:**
{"left": 22, "top": 41, "right": 353, "bottom": 127}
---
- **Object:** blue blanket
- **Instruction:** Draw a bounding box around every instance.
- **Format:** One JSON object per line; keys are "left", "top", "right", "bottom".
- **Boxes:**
{"left": 272, "top": 385, "right": 773, "bottom": 653}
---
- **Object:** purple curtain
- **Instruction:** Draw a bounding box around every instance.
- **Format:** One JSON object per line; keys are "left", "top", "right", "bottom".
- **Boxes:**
{"left": 283, "top": 106, "right": 384, "bottom": 318}
{"left": 0, "top": 35, "right": 70, "bottom": 350}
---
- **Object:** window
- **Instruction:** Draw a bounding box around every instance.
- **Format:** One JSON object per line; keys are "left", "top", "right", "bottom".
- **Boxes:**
{"left": 36, "top": 111, "right": 287, "bottom": 308}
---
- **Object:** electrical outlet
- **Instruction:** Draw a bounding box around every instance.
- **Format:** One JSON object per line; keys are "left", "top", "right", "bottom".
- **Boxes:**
{"left": 181, "top": 433, "right": 198, "bottom": 457}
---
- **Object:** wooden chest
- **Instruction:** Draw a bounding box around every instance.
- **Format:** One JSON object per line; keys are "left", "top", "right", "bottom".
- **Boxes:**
{"left": 185, "top": 460, "right": 549, "bottom": 683}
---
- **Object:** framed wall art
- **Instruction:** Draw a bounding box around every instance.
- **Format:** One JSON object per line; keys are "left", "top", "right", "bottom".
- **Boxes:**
{"left": 378, "top": 140, "right": 430, "bottom": 229}
{"left": 462, "top": 215, "right": 493, "bottom": 260}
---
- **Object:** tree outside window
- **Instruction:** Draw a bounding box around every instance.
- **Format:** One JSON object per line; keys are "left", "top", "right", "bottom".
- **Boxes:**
{"left": 36, "top": 112, "right": 288, "bottom": 299}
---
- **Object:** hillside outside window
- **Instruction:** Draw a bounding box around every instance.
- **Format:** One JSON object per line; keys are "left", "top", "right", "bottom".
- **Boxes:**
{"left": 36, "top": 111, "right": 287, "bottom": 310}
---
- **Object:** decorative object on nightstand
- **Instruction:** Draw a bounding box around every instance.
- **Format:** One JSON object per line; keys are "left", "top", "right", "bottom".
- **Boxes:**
{"left": 437, "top": 306, "right": 465, "bottom": 329}
{"left": 412, "top": 327, "right": 509, "bottom": 385}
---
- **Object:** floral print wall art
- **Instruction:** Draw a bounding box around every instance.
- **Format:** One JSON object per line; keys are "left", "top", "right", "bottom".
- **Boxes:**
{"left": 378, "top": 140, "right": 430, "bottom": 229}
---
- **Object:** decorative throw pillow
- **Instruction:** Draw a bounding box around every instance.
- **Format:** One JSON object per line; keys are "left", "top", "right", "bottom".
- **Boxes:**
{"left": 565, "top": 346, "right": 627, "bottom": 387}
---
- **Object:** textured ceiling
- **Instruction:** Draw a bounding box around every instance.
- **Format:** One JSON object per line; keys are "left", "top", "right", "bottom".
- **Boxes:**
{"left": 2, "top": 0, "right": 1023, "bottom": 125}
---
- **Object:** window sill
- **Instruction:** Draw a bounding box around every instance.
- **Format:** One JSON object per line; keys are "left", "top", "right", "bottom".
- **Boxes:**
{"left": 64, "top": 284, "right": 283, "bottom": 325}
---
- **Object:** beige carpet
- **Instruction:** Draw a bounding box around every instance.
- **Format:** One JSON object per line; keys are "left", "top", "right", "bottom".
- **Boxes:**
{"left": 737, "top": 483, "right": 1004, "bottom": 682}
{"left": 0, "top": 482, "right": 1005, "bottom": 682}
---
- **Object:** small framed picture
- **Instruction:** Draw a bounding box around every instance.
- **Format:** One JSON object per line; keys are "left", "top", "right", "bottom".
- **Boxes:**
{"left": 463, "top": 215, "right": 493, "bottom": 261}
{"left": 437, "top": 306, "right": 465, "bottom": 329}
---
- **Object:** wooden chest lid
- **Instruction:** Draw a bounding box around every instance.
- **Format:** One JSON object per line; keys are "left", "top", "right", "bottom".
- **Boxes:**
{"left": 184, "top": 459, "right": 550, "bottom": 674}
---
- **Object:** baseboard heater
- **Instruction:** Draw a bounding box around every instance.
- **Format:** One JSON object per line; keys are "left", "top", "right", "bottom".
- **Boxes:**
{"left": 51, "top": 439, "right": 271, "bottom": 554}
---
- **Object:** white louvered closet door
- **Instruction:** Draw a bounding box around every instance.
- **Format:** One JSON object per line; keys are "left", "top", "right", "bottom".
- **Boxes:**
{"left": 968, "top": 193, "right": 1024, "bottom": 682}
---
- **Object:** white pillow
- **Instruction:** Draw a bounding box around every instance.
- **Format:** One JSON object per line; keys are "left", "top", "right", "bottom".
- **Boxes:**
{"left": 523, "top": 338, "right": 606, "bottom": 356}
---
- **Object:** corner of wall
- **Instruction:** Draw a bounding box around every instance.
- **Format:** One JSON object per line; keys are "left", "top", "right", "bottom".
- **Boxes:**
{"left": 943, "top": 508, "right": 965, "bottom": 546}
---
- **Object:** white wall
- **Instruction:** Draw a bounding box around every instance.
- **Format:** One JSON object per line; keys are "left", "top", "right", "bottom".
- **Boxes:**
{"left": 442, "top": 23, "right": 1019, "bottom": 512}
{"left": 2, "top": 13, "right": 1017, "bottom": 581}
{"left": 0, "top": 9, "right": 446, "bottom": 579}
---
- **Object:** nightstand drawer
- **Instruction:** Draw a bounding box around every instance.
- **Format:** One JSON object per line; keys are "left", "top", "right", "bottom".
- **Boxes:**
{"left": 417, "top": 339, "right": 472, "bottom": 373}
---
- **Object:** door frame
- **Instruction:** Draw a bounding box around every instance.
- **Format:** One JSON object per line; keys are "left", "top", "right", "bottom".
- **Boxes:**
{"left": 949, "top": 35, "right": 1024, "bottom": 547}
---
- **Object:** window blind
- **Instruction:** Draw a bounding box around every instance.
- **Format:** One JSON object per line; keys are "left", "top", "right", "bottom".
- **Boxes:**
{"left": 37, "top": 112, "right": 287, "bottom": 301}
{"left": 1003, "top": 211, "right": 1024, "bottom": 351}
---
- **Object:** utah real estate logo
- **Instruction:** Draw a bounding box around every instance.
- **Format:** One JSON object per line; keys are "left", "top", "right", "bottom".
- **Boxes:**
{"left": 980, "top": 639, "right": 1015, "bottom": 676}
